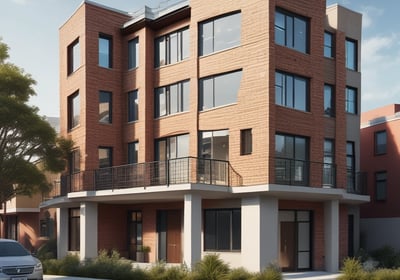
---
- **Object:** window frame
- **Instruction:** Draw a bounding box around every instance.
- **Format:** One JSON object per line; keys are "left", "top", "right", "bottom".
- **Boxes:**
{"left": 199, "top": 130, "right": 229, "bottom": 161}
{"left": 275, "top": 8, "right": 309, "bottom": 53}
{"left": 69, "top": 208, "right": 80, "bottom": 251}
{"left": 375, "top": 130, "right": 387, "bottom": 155}
{"left": 324, "top": 84, "right": 335, "bottom": 117}
{"left": 128, "top": 90, "right": 139, "bottom": 122}
{"left": 67, "top": 38, "right": 80, "bottom": 75}
{"left": 128, "top": 141, "right": 139, "bottom": 164}
{"left": 99, "top": 91, "right": 112, "bottom": 124}
{"left": 155, "top": 27, "right": 189, "bottom": 67}
{"left": 128, "top": 37, "right": 139, "bottom": 69}
{"left": 275, "top": 71, "right": 309, "bottom": 112}
{"left": 323, "top": 139, "right": 335, "bottom": 186}
{"left": 375, "top": 171, "right": 387, "bottom": 201}
{"left": 69, "top": 149, "right": 80, "bottom": 174}
{"left": 204, "top": 208, "right": 241, "bottom": 251}
{"left": 345, "top": 86, "right": 358, "bottom": 114}
{"left": 324, "top": 32, "right": 334, "bottom": 58}
{"left": 199, "top": 11, "right": 241, "bottom": 56}
{"left": 98, "top": 146, "right": 113, "bottom": 168}
{"left": 155, "top": 80, "right": 190, "bottom": 118}
{"left": 68, "top": 91, "right": 80, "bottom": 130}
{"left": 240, "top": 129, "right": 252, "bottom": 155}
{"left": 99, "top": 33, "right": 113, "bottom": 68}
{"left": 345, "top": 38, "right": 358, "bottom": 71}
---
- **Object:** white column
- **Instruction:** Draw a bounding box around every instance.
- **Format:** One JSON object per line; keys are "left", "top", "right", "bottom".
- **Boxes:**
{"left": 57, "top": 207, "right": 68, "bottom": 259}
{"left": 241, "top": 196, "right": 278, "bottom": 272}
{"left": 183, "top": 193, "right": 202, "bottom": 268}
{"left": 80, "top": 202, "right": 98, "bottom": 260}
{"left": 324, "top": 200, "right": 339, "bottom": 272}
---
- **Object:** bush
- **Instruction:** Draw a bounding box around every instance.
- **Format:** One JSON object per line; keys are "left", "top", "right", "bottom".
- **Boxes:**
{"left": 191, "top": 254, "right": 230, "bottom": 280}
{"left": 370, "top": 246, "right": 400, "bottom": 269}
{"left": 252, "top": 263, "right": 282, "bottom": 280}
{"left": 338, "top": 257, "right": 368, "bottom": 280}
{"left": 372, "top": 268, "right": 400, "bottom": 280}
{"left": 146, "top": 262, "right": 189, "bottom": 280}
{"left": 37, "top": 239, "right": 57, "bottom": 260}
{"left": 226, "top": 267, "right": 254, "bottom": 280}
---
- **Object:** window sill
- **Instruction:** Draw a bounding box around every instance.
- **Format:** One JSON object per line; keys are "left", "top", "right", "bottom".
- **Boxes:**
{"left": 199, "top": 44, "right": 241, "bottom": 58}
{"left": 200, "top": 102, "right": 237, "bottom": 113}
{"left": 154, "top": 58, "right": 189, "bottom": 70}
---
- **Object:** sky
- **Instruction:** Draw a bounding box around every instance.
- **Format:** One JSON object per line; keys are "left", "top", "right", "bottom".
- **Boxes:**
{"left": 0, "top": 0, "right": 400, "bottom": 117}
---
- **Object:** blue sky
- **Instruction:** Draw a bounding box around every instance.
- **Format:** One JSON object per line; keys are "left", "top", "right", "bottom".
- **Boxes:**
{"left": 0, "top": 0, "right": 399, "bottom": 117}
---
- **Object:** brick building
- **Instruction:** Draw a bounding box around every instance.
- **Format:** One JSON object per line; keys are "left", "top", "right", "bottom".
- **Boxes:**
{"left": 41, "top": 0, "right": 368, "bottom": 272}
{"left": 360, "top": 104, "right": 400, "bottom": 251}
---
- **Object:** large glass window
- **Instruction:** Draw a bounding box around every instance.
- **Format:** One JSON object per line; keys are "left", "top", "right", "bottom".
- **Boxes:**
{"left": 375, "top": 130, "right": 387, "bottom": 155}
{"left": 375, "top": 171, "right": 387, "bottom": 201}
{"left": 275, "top": 9, "right": 308, "bottom": 53}
{"left": 240, "top": 129, "right": 252, "bottom": 155}
{"left": 323, "top": 139, "right": 335, "bottom": 186}
{"left": 128, "top": 37, "right": 139, "bottom": 69}
{"left": 69, "top": 208, "right": 80, "bottom": 251}
{"left": 199, "top": 70, "right": 242, "bottom": 111}
{"left": 199, "top": 12, "right": 241, "bottom": 56}
{"left": 69, "top": 149, "right": 80, "bottom": 174}
{"left": 128, "top": 90, "right": 139, "bottom": 122}
{"left": 128, "top": 211, "right": 143, "bottom": 260}
{"left": 68, "top": 91, "right": 80, "bottom": 130}
{"left": 346, "top": 142, "right": 355, "bottom": 190}
{"left": 346, "top": 38, "right": 357, "bottom": 71}
{"left": 324, "top": 84, "right": 335, "bottom": 117}
{"left": 99, "top": 34, "right": 112, "bottom": 68}
{"left": 155, "top": 80, "right": 189, "bottom": 118}
{"left": 155, "top": 28, "right": 189, "bottom": 67}
{"left": 67, "top": 38, "right": 80, "bottom": 74}
{"left": 275, "top": 71, "right": 309, "bottom": 111}
{"left": 275, "top": 134, "right": 309, "bottom": 185}
{"left": 199, "top": 130, "right": 229, "bottom": 161}
{"left": 324, "top": 32, "right": 334, "bottom": 58}
{"left": 99, "top": 147, "right": 113, "bottom": 168}
{"left": 155, "top": 134, "right": 189, "bottom": 161}
{"left": 128, "top": 142, "right": 138, "bottom": 164}
{"left": 204, "top": 209, "right": 241, "bottom": 251}
{"left": 345, "top": 87, "right": 357, "bottom": 114}
{"left": 99, "top": 91, "right": 112, "bottom": 124}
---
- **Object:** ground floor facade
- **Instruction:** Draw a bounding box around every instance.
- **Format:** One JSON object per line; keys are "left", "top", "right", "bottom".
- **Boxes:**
{"left": 43, "top": 184, "right": 367, "bottom": 273}
{"left": 360, "top": 218, "right": 400, "bottom": 251}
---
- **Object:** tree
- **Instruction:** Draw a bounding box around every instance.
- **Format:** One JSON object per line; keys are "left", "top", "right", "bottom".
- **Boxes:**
{"left": 0, "top": 39, "right": 72, "bottom": 235}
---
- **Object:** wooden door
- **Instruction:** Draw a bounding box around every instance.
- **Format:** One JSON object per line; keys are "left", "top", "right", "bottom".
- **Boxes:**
{"left": 167, "top": 210, "right": 181, "bottom": 263}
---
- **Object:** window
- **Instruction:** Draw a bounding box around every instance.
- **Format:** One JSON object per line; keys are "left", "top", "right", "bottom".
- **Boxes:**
{"left": 345, "top": 87, "right": 357, "bottom": 114}
{"left": 68, "top": 91, "right": 80, "bottom": 130}
{"left": 99, "top": 147, "right": 113, "bottom": 168}
{"left": 199, "top": 130, "right": 229, "bottom": 161}
{"left": 69, "top": 149, "right": 80, "bottom": 174}
{"left": 324, "top": 84, "right": 335, "bottom": 117}
{"left": 128, "top": 90, "right": 139, "bottom": 122}
{"left": 324, "top": 32, "right": 334, "bottom": 58}
{"left": 128, "top": 37, "right": 139, "bottom": 69}
{"left": 40, "top": 218, "right": 54, "bottom": 238}
{"left": 155, "top": 80, "right": 189, "bottom": 118}
{"left": 275, "top": 9, "right": 308, "bottom": 53}
{"left": 6, "top": 216, "right": 17, "bottom": 240}
{"left": 128, "top": 211, "right": 143, "bottom": 260}
{"left": 99, "top": 91, "right": 112, "bottom": 124}
{"left": 275, "top": 71, "right": 309, "bottom": 111}
{"left": 346, "top": 142, "right": 355, "bottom": 189}
{"left": 323, "top": 139, "right": 335, "bottom": 186}
{"left": 67, "top": 38, "right": 80, "bottom": 74}
{"left": 199, "top": 12, "right": 241, "bottom": 56}
{"left": 346, "top": 38, "right": 357, "bottom": 71}
{"left": 69, "top": 208, "right": 80, "bottom": 251}
{"left": 199, "top": 70, "right": 242, "bottom": 111}
{"left": 204, "top": 209, "right": 241, "bottom": 251}
{"left": 275, "top": 134, "right": 309, "bottom": 185}
{"left": 155, "top": 27, "right": 189, "bottom": 67}
{"left": 375, "top": 171, "right": 387, "bottom": 201}
{"left": 155, "top": 134, "right": 189, "bottom": 161}
{"left": 240, "top": 129, "right": 252, "bottom": 155}
{"left": 128, "top": 142, "right": 139, "bottom": 164}
{"left": 375, "top": 130, "right": 387, "bottom": 155}
{"left": 99, "top": 34, "right": 112, "bottom": 68}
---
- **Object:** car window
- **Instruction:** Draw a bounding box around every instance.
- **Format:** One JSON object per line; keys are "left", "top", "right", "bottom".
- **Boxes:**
{"left": 0, "top": 242, "right": 30, "bottom": 257}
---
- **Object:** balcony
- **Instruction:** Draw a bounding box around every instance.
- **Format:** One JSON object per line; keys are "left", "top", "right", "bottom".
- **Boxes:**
{"left": 54, "top": 157, "right": 242, "bottom": 197}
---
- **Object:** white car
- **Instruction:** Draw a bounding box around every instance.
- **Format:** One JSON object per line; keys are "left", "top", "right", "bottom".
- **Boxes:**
{"left": 0, "top": 239, "right": 43, "bottom": 280}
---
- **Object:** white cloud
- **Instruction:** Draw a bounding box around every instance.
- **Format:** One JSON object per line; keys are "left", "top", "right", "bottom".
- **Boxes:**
{"left": 360, "top": 6, "right": 384, "bottom": 29}
{"left": 11, "top": 0, "right": 27, "bottom": 5}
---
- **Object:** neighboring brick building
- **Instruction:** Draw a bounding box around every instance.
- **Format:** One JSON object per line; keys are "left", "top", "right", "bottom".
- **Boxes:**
{"left": 360, "top": 104, "right": 400, "bottom": 251}
{"left": 41, "top": 0, "right": 368, "bottom": 273}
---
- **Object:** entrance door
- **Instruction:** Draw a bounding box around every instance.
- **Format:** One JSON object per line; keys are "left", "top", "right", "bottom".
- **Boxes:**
{"left": 280, "top": 221, "right": 295, "bottom": 271}
{"left": 157, "top": 210, "right": 182, "bottom": 263}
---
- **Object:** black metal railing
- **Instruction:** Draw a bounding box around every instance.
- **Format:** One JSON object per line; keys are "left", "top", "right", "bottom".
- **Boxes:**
{"left": 346, "top": 170, "right": 368, "bottom": 195}
{"left": 54, "top": 157, "right": 242, "bottom": 197}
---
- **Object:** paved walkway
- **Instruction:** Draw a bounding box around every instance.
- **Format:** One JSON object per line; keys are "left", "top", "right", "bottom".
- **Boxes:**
{"left": 45, "top": 271, "right": 341, "bottom": 280}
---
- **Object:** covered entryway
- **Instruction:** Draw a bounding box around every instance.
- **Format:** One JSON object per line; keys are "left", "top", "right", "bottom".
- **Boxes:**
{"left": 157, "top": 209, "right": 182, "bottom": 263}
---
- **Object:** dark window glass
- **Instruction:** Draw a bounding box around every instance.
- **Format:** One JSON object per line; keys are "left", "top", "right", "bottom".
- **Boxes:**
{"left": 199, "top": 70, "right": 242, "bottom": 111}
{"left": 128, "top": 90, "right": 139, "bottom": 122}
{"left": 346, "top": 38, "right": 357, "bottom": 70}
{"left": 128, "top": 37, "right": 139, "bottom": 69}
{"left": 345, "top": 87, "right": 357, "bottom": 114}
{"left": 99, "top": 91, "right": 112, "bottom": 124}
{"left": 155, "top": 134, "right": 189, "bottom": 160}
{"left": 67, "top": 38, "right": 80, "bottom": 74}
{"left": 275, "top": 71, "right": 309, "bottom": 111}
{"left": 155, "top": 80, "right": 189, "bottom": 118}
{"left": 240, "top": 129, "right": 252, "bottom": 155}
{"left": 204, "top": 209, "right": 241, "bottom": 251}
{"left": 324, "top": 32, "right": 334, "bottom": 58}
{"left": 69, "top": 208, "right": 80, "bottom": 251}
{"left": 69, "top": 149, "right": 80, "bottom": 174}
{"left": 199, "top": 12, "right": 241, "bottom": 56}
{"left": 99, "top": 34, "right": 112, "bottom": 68}
{"left": 375, "top": 130, "right": 387, "bottom": 155}
{"left": 199, "top": 130, "right": 229, "bottom": 161}
{"left": 99, "top": 147, "right": 112, "bottom": 168}
{"left": 324, "top": 84, "right": 335, "bottom": 117}
{"left": 346, "top": 142, "right": 355, "bottom": 189}
{"left": 376, "top": 172, "right": 387, "bottom": 201}
{"left": 323, "top": 139, "right": 335, "bottom": 186}
{"left": 0, "top": 241, "right": 29, "bottom": 257}
{"left": 275, "top": 9, "right": 308, "bottom": 53}
{"left": 129, "top": 211, "right": 143, "bottom": 260}
{"left": 128, "top": 142, "right": 138, "bottom": 164}
{"left": 155, "top": 28, "right": 189, "bottom": 67}
{"left": 68, "top": 91, "right": 80, "bottom": 130}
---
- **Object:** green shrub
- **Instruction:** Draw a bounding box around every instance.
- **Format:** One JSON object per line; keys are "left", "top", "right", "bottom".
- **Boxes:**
{"left": 57, "top": 254, "right": 81, "bottom": 276}
{"left": 371, "top": 246, "right": 400, "bottom": 269}
{"left": 226, "top": 267, "right": 254, "bottom": 280}
{"left": 338, "top": 257, "right": 368, "bottom": 280}
{"left": 251, "top": 263, "right": 282, "bottom": 280}
{"left": 37, "top": 239, "right": 57, "bottom": 260}
{"left": 191, "top": 254, "right": 230, "bottom": 280}
{"left": 146, "top": 262, "right": 189, "bottom": 280}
